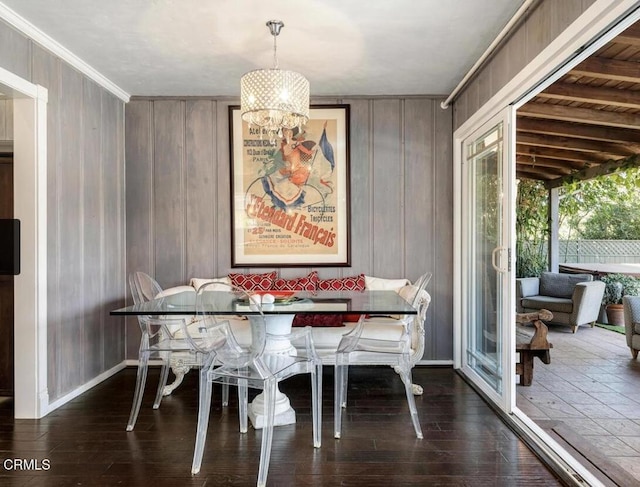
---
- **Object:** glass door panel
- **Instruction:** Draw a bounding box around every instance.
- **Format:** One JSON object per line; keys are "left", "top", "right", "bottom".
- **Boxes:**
{"left": 461, "top": 114, "right": 511, "bottom": 404}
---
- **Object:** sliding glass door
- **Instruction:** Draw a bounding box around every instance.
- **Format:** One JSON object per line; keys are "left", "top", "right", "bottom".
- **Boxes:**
{"left": 459, "top": 110, "right": 514, "bottom": 408}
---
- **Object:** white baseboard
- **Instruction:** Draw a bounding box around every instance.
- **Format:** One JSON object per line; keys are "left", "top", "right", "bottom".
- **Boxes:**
{"left": 45, "top": 361, "right": 127, "bottom": 414}
{"left": 416, "top": 359, "right": 454, "bottom": 366}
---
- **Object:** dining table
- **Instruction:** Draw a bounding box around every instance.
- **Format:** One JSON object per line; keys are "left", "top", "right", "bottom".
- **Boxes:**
{"left": 110, "top": 289, "right": 417, "bottom": 318}
{"left": 110, "top": 289, "right": 417, "bottom": 428}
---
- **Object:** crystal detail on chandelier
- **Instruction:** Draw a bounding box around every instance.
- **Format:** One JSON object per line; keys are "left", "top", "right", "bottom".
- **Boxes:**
{"left": 240, "top": 20, "right": 310, "bottom": 140}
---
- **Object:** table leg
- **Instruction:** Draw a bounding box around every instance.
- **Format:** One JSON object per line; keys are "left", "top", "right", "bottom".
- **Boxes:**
{"left": 247, "top": 314, "right": 297, "bottom": 429}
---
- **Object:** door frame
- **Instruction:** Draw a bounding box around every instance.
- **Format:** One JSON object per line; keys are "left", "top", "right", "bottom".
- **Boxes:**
{"left": 0, "top": 65, "right": 48, "bottom": 418}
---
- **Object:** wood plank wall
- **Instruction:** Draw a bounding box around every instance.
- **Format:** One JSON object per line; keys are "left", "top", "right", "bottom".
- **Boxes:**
{"left": 125, "top": 97, "right": 454, "bottom": 361}
{"left": 0, "top": 19, "right": 126, "bottom": 402}
{"left": 453, "top": 0, "right": 597, "bottom": 129}
{"left": 0, "top": 99, "right": 13, "bottom": 140}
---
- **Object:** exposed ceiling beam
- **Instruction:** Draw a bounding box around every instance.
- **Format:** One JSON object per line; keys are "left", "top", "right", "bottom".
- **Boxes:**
{"left": 515, "top": 166, "right": 560, "bottom": 181}
{"left": 613, "top": 23, "right": 640, "bottom": 46}
{"left": 518, "top": 103, "right": 640, "bottom": 129}
{"left": 546, "top": 154, "right": 640, "bottom": 189}
{"left": 515, "top": 144, "right": 599, "bottom": 165}
{"left": 536, "top": 82, "right": 640, "bottom": 109}
{"left": 514, "top": 22, "right": 640, "bottom": 188}
{"left": 516, "top": 118, "right": 640, "bottom": 145}
{"left": 570, "top": 57, "right": 640, "bottom": 83}
{"left": 516, "top": 132, "right": 637, "bottom": 157}
{"left": 515, "top": 155, "right": 575, "bottom": 173}
{"left": 516, "top": 117, "right": 640, "bottom": 145}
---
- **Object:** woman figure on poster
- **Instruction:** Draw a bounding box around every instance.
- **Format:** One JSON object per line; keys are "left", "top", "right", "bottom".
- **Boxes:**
{"left": 258, "top": 122, "right": 336, "bottom": 212}
{"left": 261, "top": 126, "right": 317, "bottom": 210}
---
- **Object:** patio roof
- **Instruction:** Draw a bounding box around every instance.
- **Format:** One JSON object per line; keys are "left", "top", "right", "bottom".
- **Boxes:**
{"left": 516, "top": 21, "right": 640, "bottom": 188}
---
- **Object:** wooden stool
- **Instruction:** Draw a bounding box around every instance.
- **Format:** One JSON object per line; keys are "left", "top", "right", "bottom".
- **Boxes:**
{"left": 515, "top": 310, "right": 553, "bottom": 386}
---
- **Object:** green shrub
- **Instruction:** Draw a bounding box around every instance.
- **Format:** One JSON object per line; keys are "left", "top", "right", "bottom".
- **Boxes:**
{"left": 600, "top": 273, "right": 640, "bottom": 305}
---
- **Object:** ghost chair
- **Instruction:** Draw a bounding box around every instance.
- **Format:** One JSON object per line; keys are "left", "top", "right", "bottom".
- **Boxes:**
{"left": 181, "top": 281, "right": 322, "bottom": 487}
{"left": 126, "top": 271, "right": 194, "bottom": 431}
{"left": 334, "top": 272, "right": 432, "bottom": 439}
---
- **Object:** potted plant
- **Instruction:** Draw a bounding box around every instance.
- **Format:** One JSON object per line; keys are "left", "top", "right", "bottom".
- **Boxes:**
{"left": 600, "top": 273, "right": 640, "bottom": 326}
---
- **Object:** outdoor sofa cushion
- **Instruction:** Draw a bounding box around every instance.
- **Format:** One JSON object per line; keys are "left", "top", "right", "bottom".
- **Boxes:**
{"left": 539, "top": 272, "right": 593, "bottom": 298}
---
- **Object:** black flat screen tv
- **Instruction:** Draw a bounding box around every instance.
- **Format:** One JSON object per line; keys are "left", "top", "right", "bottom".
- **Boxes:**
{"left": 0, "top": 219, "right": 20, "bottom": 275}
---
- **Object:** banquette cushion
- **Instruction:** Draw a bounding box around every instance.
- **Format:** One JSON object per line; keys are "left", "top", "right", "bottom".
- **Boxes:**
{"left": 273, "top": 271, "right": 318, "bottom": 291}
{"left": 365, "top": 275, "right": 410, "bottom": 292}
{"left": 190, "top": 276, "right": 231, "bottom": 291}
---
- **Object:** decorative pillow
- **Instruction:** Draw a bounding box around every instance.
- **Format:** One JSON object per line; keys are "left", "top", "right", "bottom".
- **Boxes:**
{"left": 539, "top": 272, "right": 593, "bottom": 299}
{"left": 190, "top": 276, "right": 231, "bottom": 291}
{"left": 292, "top": 314, "right": 345, "bottom": 327}
{"left": 228, "top": 271, "right": 277, "bottom": 291}
{"left": 273, "top": 271, "right": 318, "bottom": 291}
{"left": 317, "top": 274, "right": 366, "bottom": 292}
{"left": 364, "top": 275, "right": 410, "bottom": 292}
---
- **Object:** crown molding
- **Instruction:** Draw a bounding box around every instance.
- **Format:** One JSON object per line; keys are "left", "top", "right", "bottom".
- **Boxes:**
{"left": 0, "top": 2, "right": 130, "bottom": 102}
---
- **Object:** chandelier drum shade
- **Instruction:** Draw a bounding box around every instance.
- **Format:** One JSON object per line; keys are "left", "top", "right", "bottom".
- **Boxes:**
{"left": 240, "top": 20, "right": 310, "bottom": 139}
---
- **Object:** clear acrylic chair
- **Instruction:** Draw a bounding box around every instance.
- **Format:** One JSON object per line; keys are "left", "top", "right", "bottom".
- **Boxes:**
{"left": 126, "top": 271, "right": 192, "bottom": 431}
{"left": 334, "top": 272, "right": 432, "bottom": 439}
{"left": 181, "top": 281, "right": 322, "bottom": 486}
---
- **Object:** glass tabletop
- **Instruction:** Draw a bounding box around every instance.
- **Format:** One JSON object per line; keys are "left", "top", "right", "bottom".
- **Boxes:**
{"left": 110, "top": 290, "right": 416, "bottom": 316}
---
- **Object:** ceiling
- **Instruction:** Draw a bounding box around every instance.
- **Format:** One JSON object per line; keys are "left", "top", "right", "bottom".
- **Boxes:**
{"left": 516, "top": 21, "right": 640, "bottom": 188}
{"left": 0, "top": 0, "right": 524, "bottom": 97}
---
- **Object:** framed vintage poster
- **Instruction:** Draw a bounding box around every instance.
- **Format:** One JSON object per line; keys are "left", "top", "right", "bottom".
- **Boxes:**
{"left": 230, "top": 104, "right": 350, "bottom": 267}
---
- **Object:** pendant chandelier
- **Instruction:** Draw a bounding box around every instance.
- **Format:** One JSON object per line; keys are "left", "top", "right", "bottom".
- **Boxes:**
{"left": 240, "top": 20, "right": 310, "bottom": 139}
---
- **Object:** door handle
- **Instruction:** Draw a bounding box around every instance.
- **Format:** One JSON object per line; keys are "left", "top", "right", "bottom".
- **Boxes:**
{"left": 491, "top": 246, "right": 508, "bottom": 273}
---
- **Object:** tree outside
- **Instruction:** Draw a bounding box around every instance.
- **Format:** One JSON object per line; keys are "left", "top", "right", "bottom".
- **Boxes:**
{"left": 516, "top": 167, "right": 640, "bottom": 278}
{"left": 559, "top": 168, "right": 640, "bottom": 240}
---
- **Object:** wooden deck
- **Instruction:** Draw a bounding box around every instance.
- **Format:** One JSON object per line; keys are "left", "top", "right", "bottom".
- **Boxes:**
{"left": 517, "top": 323, "right": 640, "bottom": 486}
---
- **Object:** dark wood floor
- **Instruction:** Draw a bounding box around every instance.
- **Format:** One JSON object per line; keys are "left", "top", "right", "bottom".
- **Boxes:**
{"left": 0, "top": 366, "right": 564, "bottom": 486}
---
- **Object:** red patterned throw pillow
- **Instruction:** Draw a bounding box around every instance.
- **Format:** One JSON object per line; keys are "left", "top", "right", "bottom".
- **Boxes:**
{"left": 273, "top": 271, "right": 318, "bottom": 291}
{"left": 228, "top": 271, "right": 277, "bottom": 291}
{"left": 292, "top": 314, "right": 345, "bottom": 327}
{"left": 317, "top": 274, "right": 366, "bottom": 292}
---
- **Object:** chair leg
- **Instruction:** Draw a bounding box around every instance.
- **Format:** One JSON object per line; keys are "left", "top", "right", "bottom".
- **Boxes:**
{"left": 238, "top": 379, "right": 248, "bottom": 434}
{"left": 153, "top": 357, "right": 171, "bottom": 409}
{"left": 334, "top": 354, "right": 348, "bottom": 439}
{"left": 127, "top": 340, "right": 150, "bottom": 432}
{"left": 632, "top": 348, "right": 639, "bottom": 360}
{"left": 399, "top": 365, "right": 423, "bottom": 439}
{"left": 311, "top": 363, "right": 322, "bottom": 448}
{"left": 257, "top": 378, "right": 276, "bottom": 487}
{"left": 222, "top": 383, "right": 230, "bottom": 407}
{"left": 191, "top": 360, "right": 214, "bottom": 475}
